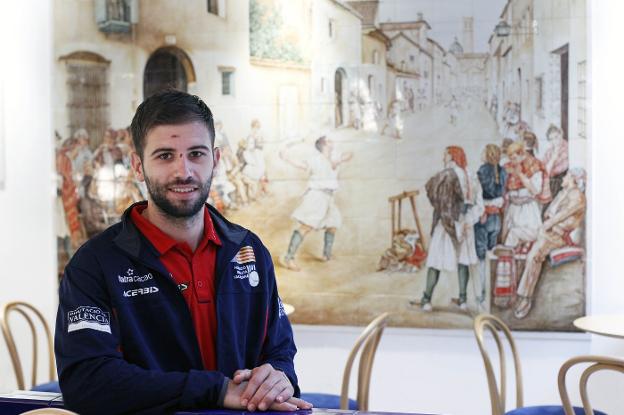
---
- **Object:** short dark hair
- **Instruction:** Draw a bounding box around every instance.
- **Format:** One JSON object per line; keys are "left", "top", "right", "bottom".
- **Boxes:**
{"left": 314, "top": 136, "right": 327, "bottom": 152}
{"left": 130, "top": 89, "right": 215, "bottom": 159}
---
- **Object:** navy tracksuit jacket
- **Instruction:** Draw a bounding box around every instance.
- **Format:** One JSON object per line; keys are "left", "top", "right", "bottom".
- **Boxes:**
{"left": 55, "top": 202, "right": 299, "bottom": 415}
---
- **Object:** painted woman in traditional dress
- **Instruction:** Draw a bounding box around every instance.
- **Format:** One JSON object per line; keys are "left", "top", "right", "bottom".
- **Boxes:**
{"left": 502, "top": 142, "right": 544, "bottom": 249}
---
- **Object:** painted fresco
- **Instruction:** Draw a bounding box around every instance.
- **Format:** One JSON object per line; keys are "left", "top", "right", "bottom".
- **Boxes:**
{"left": 54, "top": 0, "right": 588, "bottom": 331}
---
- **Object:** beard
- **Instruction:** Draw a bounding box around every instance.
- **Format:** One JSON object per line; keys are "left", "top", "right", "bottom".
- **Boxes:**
{"left": 144, "top": 175, "right": 212, "bottom": 219}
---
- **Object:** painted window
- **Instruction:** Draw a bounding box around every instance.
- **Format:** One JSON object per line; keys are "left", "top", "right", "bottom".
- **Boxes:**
{"left": 207, "top": 0, "right": 218, "bottom": 15}
{"left": 222, "top": 71, "right": 234, "bottom": 95}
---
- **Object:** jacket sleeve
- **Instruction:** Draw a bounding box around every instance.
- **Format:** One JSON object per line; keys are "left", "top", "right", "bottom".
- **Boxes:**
{"left": 55, "top": 246, "right": 227, "bottom": 415}
{"left": 257, "top": 248, "right": 300, "bottom": 397}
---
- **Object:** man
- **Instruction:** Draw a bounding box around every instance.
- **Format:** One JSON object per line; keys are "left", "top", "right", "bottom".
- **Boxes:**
{"left": 501, "top": 101, "right": 520, "bottom": 139}
{"left": 542, "top": 124, "right": 569, "bottom": 203}
{"left": 418, "top": 146, "right": 483, "bottom": 311}
{"left": 474, "top": 144, "right": 506, "bottom": 303}
{"left": 69, "top": 128, "right": 93, "bottom": 191}
{"left": 279, "top": 136, "right": 352, "bottom": 271}
{"left": 513, "top": 168, "right": 586, "bottom": 319}
{"left": 55, "top": 90, "right": 311, "bottom": 415}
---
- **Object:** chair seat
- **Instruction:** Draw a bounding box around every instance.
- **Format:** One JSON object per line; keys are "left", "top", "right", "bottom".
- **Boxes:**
{"left": 31, "top": 381, "right": 61, "bottom": 393}
{"left": 506, "top": 405, "right": 607, "bottom": 415}
{"left": 300, "top": 393, "right": 358, "bottom": 410}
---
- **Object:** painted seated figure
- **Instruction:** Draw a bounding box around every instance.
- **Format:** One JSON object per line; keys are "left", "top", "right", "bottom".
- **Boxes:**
{"left": 513, "top": 168, "right": 586, "bottom": 319}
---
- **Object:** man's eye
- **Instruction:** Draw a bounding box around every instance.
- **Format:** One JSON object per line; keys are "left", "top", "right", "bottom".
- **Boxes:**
{"left": 189, "top": 151, "right": 206, "bottom": 158}
{"left": 158, "top": 153, "right": 173, "bottom": 160}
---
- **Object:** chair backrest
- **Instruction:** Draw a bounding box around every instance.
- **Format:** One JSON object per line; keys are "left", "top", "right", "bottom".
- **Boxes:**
{"left": 20, "top": 409, "right": 78, "bottom": 415}
{"left": 558, "top": 354, "right": 624, "bottom": 415}
{"left": 340, "top": 312, "right": 391, "bottom": 411}
{"left": 473, "top": 313, "right": 523, "bottom": 415}
{"left": 0, "top": 301, "right": 56, "bottom": 389}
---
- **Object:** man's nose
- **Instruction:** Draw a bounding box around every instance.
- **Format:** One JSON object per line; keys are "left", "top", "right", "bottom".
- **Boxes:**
{"left": 173, "top": 154, "right": 192, "bottom": 178}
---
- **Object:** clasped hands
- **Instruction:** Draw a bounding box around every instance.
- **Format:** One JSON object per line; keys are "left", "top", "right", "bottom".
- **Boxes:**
{"left": 223, "top": 363, "right": 313, "bottom": 411}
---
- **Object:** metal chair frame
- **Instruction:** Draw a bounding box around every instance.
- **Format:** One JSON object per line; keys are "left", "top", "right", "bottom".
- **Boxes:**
{"left": 473, "top": 313, "right": 524, "bottom": 415}
{"left": 0, "top": 301, "right": 56, "bottom": 389}
{"left": 558, "top": 355, "right": 624, "bottom": 415}
{"left": 340, "top": 311, "right": 391, "bottom": 410}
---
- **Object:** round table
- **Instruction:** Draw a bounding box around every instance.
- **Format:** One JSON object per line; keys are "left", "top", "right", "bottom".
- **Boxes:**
{"left": 573, "top": 315, "right": 624, "bottom": 339}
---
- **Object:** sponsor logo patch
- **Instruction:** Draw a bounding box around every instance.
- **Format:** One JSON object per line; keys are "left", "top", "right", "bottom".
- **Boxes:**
{"left": 67, "top": 306, "right": 111, "bottom": 334}
{"left": 123, "top": 286, "right": 159, "bottom": 297}
{"left": 233, "top": 263, "right": 260, "bottom": 287}
{"left": 231, "top": 246, "right": 256, "bottom": 264}
{"left": 118, "top": 272, "right": 153, "bottom": 283}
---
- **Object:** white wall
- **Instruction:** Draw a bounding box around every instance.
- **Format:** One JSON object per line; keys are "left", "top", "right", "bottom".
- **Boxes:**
{"left": 0, "top": 1, "right": 623, "bottom": 414}
{"left": 0, "top": 0, "right": 56, "bottom": 392}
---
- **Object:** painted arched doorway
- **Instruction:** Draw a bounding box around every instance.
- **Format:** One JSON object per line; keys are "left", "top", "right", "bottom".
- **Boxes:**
{"left": 143, "top": 47, "right": 196, "bottom": 98}
{"left": 60, "top": 51, "right": 111, "bottom": 148}
{"left": 334, "top": 68, "right": 348, "bottom": 127}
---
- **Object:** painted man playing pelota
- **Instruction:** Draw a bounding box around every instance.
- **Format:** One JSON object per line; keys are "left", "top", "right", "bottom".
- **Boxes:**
{"left": 279, "top": 136, "right": 353, "bottom": 271}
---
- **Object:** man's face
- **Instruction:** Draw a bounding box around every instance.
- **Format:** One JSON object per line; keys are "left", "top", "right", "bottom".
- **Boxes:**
{"left": 131, "top": 121, "right": 220, "bottom": 219}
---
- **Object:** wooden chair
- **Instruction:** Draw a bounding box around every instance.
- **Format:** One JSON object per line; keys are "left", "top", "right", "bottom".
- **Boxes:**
{"left": 473, "top": 314, "right": 606, "bottom": 415}
{"left": 20, "top": 409, "right": 78, "bottom": 415}
{"left": 301, "top": 312, "right": 391, "bottom": 410}
{"left": 558, "top": 355, "right": 624, "bottom": 415}
{"left": 0, "top": 301, "right": 59, "bottom": 392}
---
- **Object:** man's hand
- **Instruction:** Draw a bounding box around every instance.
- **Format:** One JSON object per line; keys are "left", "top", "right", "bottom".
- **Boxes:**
{"left": 223, "top": 380, "right": 306, "bottom": 411}
{"left": 232, "top": 364, "right": 312, "bottom": 411}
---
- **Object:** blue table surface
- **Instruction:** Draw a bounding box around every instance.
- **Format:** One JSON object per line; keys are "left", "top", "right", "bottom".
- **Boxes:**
{"left": 0, "top": 392, "right": 440, "bottom": 415}
{"left": 177, "top": 411, "right": 439, "bottom": 415}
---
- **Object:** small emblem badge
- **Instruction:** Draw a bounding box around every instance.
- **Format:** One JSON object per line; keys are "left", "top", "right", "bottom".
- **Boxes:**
{"left": 248, "top": 271, "right": 259, "bottom": 287}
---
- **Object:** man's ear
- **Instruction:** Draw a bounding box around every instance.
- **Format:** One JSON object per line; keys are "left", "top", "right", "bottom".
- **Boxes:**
{"left": 213, "top": 147, "right": 221, "bottom": 167}
{"left": 130, "top": 152, "right": 145, "bottom": 182}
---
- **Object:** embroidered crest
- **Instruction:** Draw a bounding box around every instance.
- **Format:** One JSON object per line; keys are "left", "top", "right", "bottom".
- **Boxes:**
{"left": 231, "top": 246, "right": 256, "bottom": 264}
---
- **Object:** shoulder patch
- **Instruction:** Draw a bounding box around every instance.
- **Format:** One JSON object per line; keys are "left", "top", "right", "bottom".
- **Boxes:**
{"left": 67, "top": 306, "right": 111, "bottom": 334}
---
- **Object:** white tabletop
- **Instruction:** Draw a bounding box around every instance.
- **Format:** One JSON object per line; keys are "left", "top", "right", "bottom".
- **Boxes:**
{"left": 573, "top": 315, "right": 624, "bottom": 339}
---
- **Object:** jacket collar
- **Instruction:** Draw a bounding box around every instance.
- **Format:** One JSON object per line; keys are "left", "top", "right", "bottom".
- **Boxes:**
{"left": 113, "top": 201, "right": 249, "bottom": 266}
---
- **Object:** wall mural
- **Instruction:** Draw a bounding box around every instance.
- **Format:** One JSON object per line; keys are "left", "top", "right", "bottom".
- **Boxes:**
{"left": 54, "top": 0, "right": 588, "bottom": 331}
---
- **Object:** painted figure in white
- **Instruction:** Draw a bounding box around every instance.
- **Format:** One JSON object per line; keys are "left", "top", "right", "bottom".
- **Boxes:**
{"left": 501, "top": 101, "right": 520, "bottom": 139}
{"left": 211, "top": 120, "right": 237, "bottom": 209}
{"left": 418, "top": 146, "right": 484, "bottom": 312}
{"left": 241, "top": 119, "right": 268, "bottom": 199}
{"left": 69, "top": 129, "right": 94, "bottom": 188}
{"left": 279, "top": 136, "right": 353, "bottom": 271}
{"left": 348, "top": 91, "right": 362, "bottom": 129}
{"left": 381, "top": 100, "right": 403, "bottom": 139}
{"left": 448, "top": 95, "right": 459, "bottom": 125}
{"left": 501, "top": 141, "right": 544, "bottom": 248}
